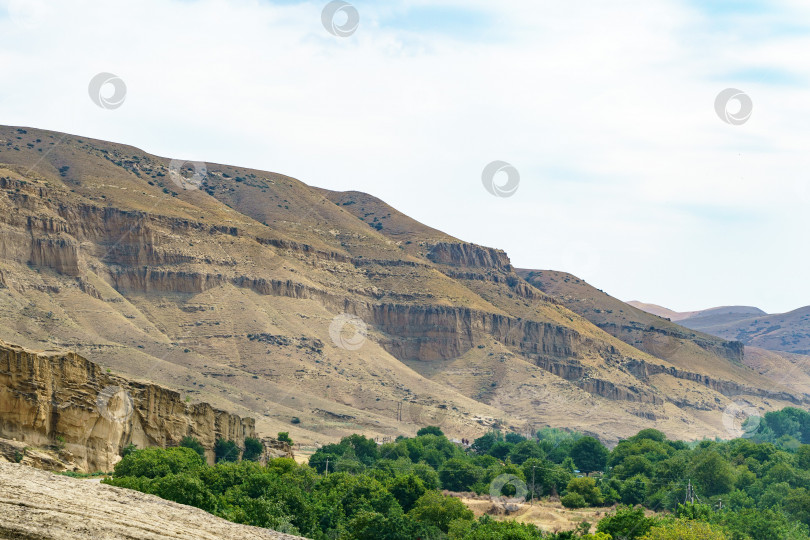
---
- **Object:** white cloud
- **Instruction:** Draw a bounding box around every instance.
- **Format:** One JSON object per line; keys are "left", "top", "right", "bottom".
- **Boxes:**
{"left": 1, "top": 0, "right": 808, "bottom": 313}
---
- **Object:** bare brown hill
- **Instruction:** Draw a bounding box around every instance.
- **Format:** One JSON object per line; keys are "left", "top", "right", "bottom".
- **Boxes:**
{"left": 0, "top": 125, "right": 806, "bottom": 448}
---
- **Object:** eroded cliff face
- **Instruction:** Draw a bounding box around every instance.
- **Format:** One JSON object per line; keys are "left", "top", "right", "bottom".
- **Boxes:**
{"left": 0, "top": 340, "right": 273, "bottom": 472}
{"left": 2, "top": 125, "right": 806, "bottom": 447}
{"left": 427, "top": 242, "right": 512, "bottom": 271}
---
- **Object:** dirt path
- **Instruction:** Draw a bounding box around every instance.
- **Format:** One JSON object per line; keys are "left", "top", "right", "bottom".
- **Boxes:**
{"left": 459, "top": 496, "right": 612, "bottom": 534}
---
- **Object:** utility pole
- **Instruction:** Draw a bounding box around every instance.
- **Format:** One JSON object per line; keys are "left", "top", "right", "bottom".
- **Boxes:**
{"left": 685, "top": 479, "right": 695, "bottom": 504}
{"left": 717, "top": 498, "right": 723, "bottom": 511}
{"left": 325, "top": 458, "right": 329, "bottom": 477}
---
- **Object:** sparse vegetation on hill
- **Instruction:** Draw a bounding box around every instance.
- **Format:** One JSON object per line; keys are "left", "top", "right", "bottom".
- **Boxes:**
{"left": 104, "top": 409, "right": 810, "bottom": 539}
{"left": 3, "top": 125, "right": 807, "bottom": 451}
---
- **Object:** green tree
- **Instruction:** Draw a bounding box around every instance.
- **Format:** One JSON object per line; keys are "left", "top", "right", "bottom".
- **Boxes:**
{"left": 566, "top": 477, "right": 603, "bottom": 506}
{"left": 243, "top": 437, "right": 263, "bottom": 461}
{"left": 621, "top": 475, "right": 649, "bottom": 505}
{"left": 508, "top": 440, "right": 544, "bottom": 465}
{"left": 472, "top": 432, "right": 501, "bottom": 455}
{"left": 675, "top": 503, "right": 711, "bottom": 521}
{"left": 151, "top": 473, "right": 217, "bottom": 512}
{"left": 795, "top": 445, "right": 810, "bottom": 470}
{"left": 449, "top": 514, "right": 543, "bottom": 539}
{"left": 408, "top": 491, "right": 473, "bottom": 532}
{"left": 640, "top": 519, "right": 729, "bottom": 540}
{"left": 388, "top": 474, "right": 426, "bottom": 513}
{"left": 439, "top": 458, "right": 483, "bottom": 492}
{"left": 180, "top": 436, "right": 206, "bottom": 460}
{"left": 214, "top": 438, "right": 240, "bottom": 463}
{"left": 691, "top": 451, "right": 735, "bottom": 496}
{"left": 597, "top": 505, "right": 656, "bottom": 540}
{"left": 277, "top": 432, "right": 293, "bottom": 445}
{"left": 416, "top": 426, "right": 444, "bottom": 437}
{"left": 488, "top": 441, "right": 514, "bottom": 460}
{"left": 570, "top": 436, "right": 608, "bottom": 473}
{"left": 113, "top": 446, "right": 205, "bottom": 479}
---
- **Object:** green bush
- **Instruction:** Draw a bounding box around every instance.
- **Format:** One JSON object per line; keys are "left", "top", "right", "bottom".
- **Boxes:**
{"left": 277, "top": 432, "right": 293, "bottom": 445}
{"left": 560, "top": 492, "right": 587, "bottom": 508}
{"left": 243, "top": 437, "right": 263, "bottom": 462}
{"left": 416, "top": 426, "right": 444, "bottom": 437}
{"left": 408, "top": 491, "right": 473, "bottom": 532}
{"left": 113, "top": 447, "right": 205, "bottom": 479}
{"left": 214, "top": 439, "right": 240, "bottom": 463}
{"left": 179, "top": 436, "right": 205, "bottom": 460}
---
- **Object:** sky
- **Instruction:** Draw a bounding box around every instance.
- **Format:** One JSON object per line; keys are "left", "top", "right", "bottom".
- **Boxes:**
{"left": 1, "top": 0, "right": 809, "bottom": 314}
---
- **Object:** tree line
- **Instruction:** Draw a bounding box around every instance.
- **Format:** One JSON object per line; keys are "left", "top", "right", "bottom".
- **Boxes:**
{"left": 101, "top": 407, "right": 810, "bottom": 539}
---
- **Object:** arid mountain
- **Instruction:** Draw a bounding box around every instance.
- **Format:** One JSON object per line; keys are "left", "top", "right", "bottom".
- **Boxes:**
{"left": 677, "top": 306, "right": 769, "bottom": 331}
{"left": 625, "top": 301, "right": 698, "bottom": 321}
{"left": 682, "top": 307, "right": 810, "bottom": 356}
{"left": 0, "top": 462, "right": 304, "bottom": 539}
{"left": 630, "top": 300, "right": 810, "bottom": 356}
{"left": 626, "top": 302, "right": 766, "bottom": 324}
{"left": 1, "top": 125, "right": 807, "bottom": 448}
{"left": 518, "top": 270, "right": 810, "bottom": 405}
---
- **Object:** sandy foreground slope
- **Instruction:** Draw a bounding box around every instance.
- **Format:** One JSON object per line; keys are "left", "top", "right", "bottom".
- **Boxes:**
{"left": 0, "top": 462, "right": 303, "bottom": 540}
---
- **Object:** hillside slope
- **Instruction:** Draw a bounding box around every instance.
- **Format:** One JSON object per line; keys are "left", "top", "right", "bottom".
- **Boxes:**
{"left": 0, "top": 125, "right": 806, "bottom": 446}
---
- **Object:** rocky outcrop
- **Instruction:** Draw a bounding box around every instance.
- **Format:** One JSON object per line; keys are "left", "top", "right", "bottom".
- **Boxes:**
{"left": 0, "top": 462, "right": 305, "bottom": 539}
{"left": 624, "top": 358, "right": 807, "bottom": 404}
{"left": 365, "top": 303, "right": 584, "bottom": 361}
{"left": 427, "top": 242, "right": 512, "bottom": 271}
{"left": 0, "top": 340, "right": 258, "bottom": 472}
